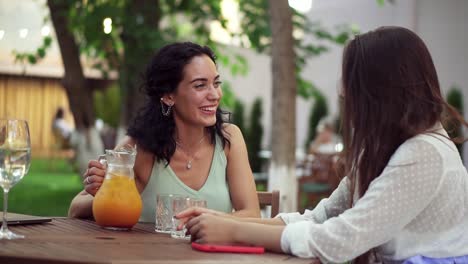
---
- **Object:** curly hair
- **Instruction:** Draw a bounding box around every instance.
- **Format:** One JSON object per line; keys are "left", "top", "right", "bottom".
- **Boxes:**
{"left": 127, "top": 42, "right": 230, "bottom": 164}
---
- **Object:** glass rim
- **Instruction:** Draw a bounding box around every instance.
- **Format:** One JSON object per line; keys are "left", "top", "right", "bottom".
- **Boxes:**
{"left": 157, "top": 193, "right": 185, "bottom": 198}
{"left": 0, "top": 119, "right": 29, "bottom": 122}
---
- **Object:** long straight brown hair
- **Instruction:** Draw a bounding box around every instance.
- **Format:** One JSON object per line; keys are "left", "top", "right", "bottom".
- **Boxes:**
{"left": 340, "top": 26, "right": 467, "bottom": 263}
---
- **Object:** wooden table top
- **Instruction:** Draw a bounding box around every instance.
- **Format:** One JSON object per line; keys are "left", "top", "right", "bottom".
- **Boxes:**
{"left": 0, "top": 218, "right": 318, "bottom": 264}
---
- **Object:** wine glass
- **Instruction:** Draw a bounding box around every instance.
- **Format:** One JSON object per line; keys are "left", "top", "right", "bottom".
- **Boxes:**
{"left": 0, "top": 119, "right": 31, "bottom": 240}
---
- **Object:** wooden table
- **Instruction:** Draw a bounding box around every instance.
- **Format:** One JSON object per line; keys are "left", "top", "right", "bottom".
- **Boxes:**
{"left": 0, "top": 218, "right": 318, "bottom": 264}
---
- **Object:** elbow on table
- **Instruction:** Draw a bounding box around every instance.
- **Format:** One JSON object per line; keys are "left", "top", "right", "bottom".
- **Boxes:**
{"left": 68, "top": 207, "right": 79, "bottom": 218}
{"left": 68, "top": 203, "right": 84, "bottom": 218}
{"left": 68, "top": 193, "right": 94, "bottom": 219}
{"left": 68, "top": 204, "right": 94, "bottom": 219}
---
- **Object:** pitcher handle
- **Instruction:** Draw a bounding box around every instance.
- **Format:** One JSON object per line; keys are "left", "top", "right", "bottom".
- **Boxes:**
{"left": 98, "top": 154, "right": 107, "bottom": 167}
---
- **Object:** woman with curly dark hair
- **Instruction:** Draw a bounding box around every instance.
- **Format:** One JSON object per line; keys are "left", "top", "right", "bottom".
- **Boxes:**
{"left": 177, "top": 27, "right": 468, "bottom": 263}
{"left": 69, "top": 42, "right": 260, "bottom": 220}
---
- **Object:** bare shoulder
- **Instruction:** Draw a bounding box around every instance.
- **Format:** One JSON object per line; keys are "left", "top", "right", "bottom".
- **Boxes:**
{"left": 222, "top": 123, "right": 243, "bottom": 140}
{"left": 221, "top": 123, "right": 247, "bottom": 158}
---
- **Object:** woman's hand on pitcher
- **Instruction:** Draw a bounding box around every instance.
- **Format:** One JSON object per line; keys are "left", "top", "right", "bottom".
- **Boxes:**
{"left": 83, "top": 160, "right": 106, "bottom": 196}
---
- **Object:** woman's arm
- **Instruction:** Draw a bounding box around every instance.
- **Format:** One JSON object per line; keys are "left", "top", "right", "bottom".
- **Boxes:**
{"left": 280, "top": 176, "right": 351, "bottom": 225}
{"left": 186, "top": 214, "right": 285, "bottom": 252}
{"left": 68, "top": 190, "right": 94, "bottom": 219}
{"left": 68, "top": 160, "right": 105, "bottom": 218}
{"left": 176, "top": 207, "right": 286, "bottom": 227}
{"left": 177, "top": 175, "right": 351, "bottom": 227}
{"left": 223, "top": 124, "right": 261, "bottom": 218}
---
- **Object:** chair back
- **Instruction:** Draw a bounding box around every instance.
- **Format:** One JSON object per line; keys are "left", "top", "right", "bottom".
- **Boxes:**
{"left": 257, "top": 190, "right": 280, "bottom": 218}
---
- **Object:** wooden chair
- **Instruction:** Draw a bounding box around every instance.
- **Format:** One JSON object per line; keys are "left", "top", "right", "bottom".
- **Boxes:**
{"left": 257, "top": 190, "right": 280, "bottom": 218}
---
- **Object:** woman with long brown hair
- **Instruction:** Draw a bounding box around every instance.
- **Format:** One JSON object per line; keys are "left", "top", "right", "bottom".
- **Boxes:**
{"left": 177, "top": 26, "right": 468, "bottom": 263}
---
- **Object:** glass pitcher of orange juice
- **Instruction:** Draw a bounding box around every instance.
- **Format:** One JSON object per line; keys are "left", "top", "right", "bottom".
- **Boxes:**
{"left": 92, "top": 145, "right": 142, "bottom": 230}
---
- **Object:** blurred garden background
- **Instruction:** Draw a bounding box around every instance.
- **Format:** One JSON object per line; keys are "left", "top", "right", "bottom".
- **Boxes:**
{"left": 1, "top": 0, "right": 467, "bottom": 216}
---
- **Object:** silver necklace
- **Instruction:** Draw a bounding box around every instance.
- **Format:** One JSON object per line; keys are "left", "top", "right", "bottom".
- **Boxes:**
{"left": 175, "top": 135, "right": 205, "bottom": 170}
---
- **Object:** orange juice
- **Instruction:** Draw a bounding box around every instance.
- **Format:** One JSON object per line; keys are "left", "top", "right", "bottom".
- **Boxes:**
{"left": 92, "top": 173, "right": 142, "bottom": 229}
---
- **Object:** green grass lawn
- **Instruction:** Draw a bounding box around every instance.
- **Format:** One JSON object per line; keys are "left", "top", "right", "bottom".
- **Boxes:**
{"left": 0, "top": 158, "right": 83, "bottom": 216}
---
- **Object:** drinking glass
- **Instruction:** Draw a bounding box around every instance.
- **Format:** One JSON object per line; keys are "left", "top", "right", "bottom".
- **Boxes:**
{"left": 0, "top": 119, "right": 31, "bottom": 240}
{"left": 155, "top": 194, "right": 179, "bottom": 233}
{"left": 171, "top": 197, "right": 190, "bottom": 239}
{"left": 171, "top": 197, "right": 207, "bottom": 239}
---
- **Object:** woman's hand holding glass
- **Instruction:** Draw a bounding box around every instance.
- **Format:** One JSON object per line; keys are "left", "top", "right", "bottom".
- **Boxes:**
{"left": 83, "top": 160, "right": 106, "bottom": 196}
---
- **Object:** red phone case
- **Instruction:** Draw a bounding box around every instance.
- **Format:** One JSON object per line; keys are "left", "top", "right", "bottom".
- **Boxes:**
{"left": 191, "top": 242, "right": 265, "bottom": 254}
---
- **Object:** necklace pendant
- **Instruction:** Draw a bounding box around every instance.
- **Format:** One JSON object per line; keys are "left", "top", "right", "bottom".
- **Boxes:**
{"left": 186, "top": 161, "right": 192, "bottom": 170}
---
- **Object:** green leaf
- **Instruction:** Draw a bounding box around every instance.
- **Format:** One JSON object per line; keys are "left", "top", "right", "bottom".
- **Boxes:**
{"left": 27, "top": 55, "right": 37, "bottom": 64}
{"left": 305, "top": 92, "right": 329, "bottom": 149}
{"left": 297, "top": 77, "right": 312, "bottom": 99}
{"left": 219, "top": 81, "right": 237, "bottom": 110}
{"left": 334, "top": 32, "right": 350, "bottom": 44}
{"left": 37, "top": 48, "right": 46, "bottom": 58}
{"left": 447, "top": 86, "right": 464, "bottom": 113}
{"left": 43, "top": 36, "right": 52, "bottom": 47}
{"left": 231, "top": 63, "right": 239, "bottom": 76}
{"left": 218, "top": 54, "right": 230, "bottom": 67}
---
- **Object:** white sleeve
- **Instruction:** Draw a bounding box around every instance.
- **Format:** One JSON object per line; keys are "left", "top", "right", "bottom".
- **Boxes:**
{"left": 280, "top": 139, "right": 444, "bottom": 263}
{"left": 277, "top": 177, "right": 351, "bottom": 225}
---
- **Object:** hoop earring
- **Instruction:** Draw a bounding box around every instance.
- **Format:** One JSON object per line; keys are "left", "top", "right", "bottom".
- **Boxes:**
{"left": 160, "top": 99, "right": 173, "bottom": 116}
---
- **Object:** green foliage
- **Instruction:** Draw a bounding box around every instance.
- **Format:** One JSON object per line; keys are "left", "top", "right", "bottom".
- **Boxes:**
{"left": 65, "top": 0, "right": 232, "bottom": 75}
{"left": 238, "top": 0, "right": 358, "bottom": 100}
{"left": 13, "top": 36, "right": 53, "bottom": 66}
{"left": 295, "top": 23, "right": 358, "bottom": 99}
{"left": 63, "top": 0, "right": 355, "bottom": 103}
{"left": 93, "top": 85, "right": 121, "bottom": 128}
{"left": 445, "top": 86, "right": 464, "bottom": 158}
{"left": 377, "top": 0, "right": 396, "bottom": 6}
{"left": 15, "top": 0, "right": 355, "bottom": 132}
{"left": 305, "top": 94, "right": 329, "bottom": 150}
{"left": 219, "top": 81, "right": 237, "bottom": 110}
{"left": 447, "top": 86, "right": 464, "bottom": 113}
{"left": 246, "top": 98, "right": 264, "bottom": 172}
{"left": 238, "top": 0, "right": 271, "bottom": 52}
{"left": 232, "top": 100, "right": 246, "bottom": 134}
{"left": 230, "top": 97, "right": 264, "bottom": 172}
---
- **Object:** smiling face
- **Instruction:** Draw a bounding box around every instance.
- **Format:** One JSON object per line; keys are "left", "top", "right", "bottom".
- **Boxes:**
{"left": 163, "top": 54, "right": 222, "bottom": 128}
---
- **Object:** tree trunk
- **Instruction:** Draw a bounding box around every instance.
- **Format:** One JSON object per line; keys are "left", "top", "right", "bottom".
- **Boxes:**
{"left": 48, "top": 0, "right": 104, "bottom": 174}
{"left": 267, "top": 0, "right": 297, "bottom": 212}
{"left": 119, "top": 0, "right": 161, "bottom": 133}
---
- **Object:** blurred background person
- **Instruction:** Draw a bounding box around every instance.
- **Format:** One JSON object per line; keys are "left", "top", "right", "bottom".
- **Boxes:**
{"left": 52, "top": 107, "right": 74, "bottom": 148}
{"left": 308, "top": 116, "right": 342, "bottom": 155}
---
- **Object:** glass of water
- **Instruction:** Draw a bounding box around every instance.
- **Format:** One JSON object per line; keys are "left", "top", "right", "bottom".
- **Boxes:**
{"left": 171, "top": 197, "right": 207, "bottom": 239}
{"left": 155, "top": 194, "right": 180, "bottom": 233}
{"left": 0, "top": 119, "right": 31, "bottom": 240}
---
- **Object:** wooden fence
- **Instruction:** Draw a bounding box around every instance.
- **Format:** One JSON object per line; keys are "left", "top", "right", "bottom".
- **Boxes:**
{"left": 0, "top": 74, "right": 74, "bottom": 157}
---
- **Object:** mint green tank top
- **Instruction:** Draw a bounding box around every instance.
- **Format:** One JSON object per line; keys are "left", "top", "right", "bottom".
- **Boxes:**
{"left": 139, "top": 136, "right": 233, "bottom": 222}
